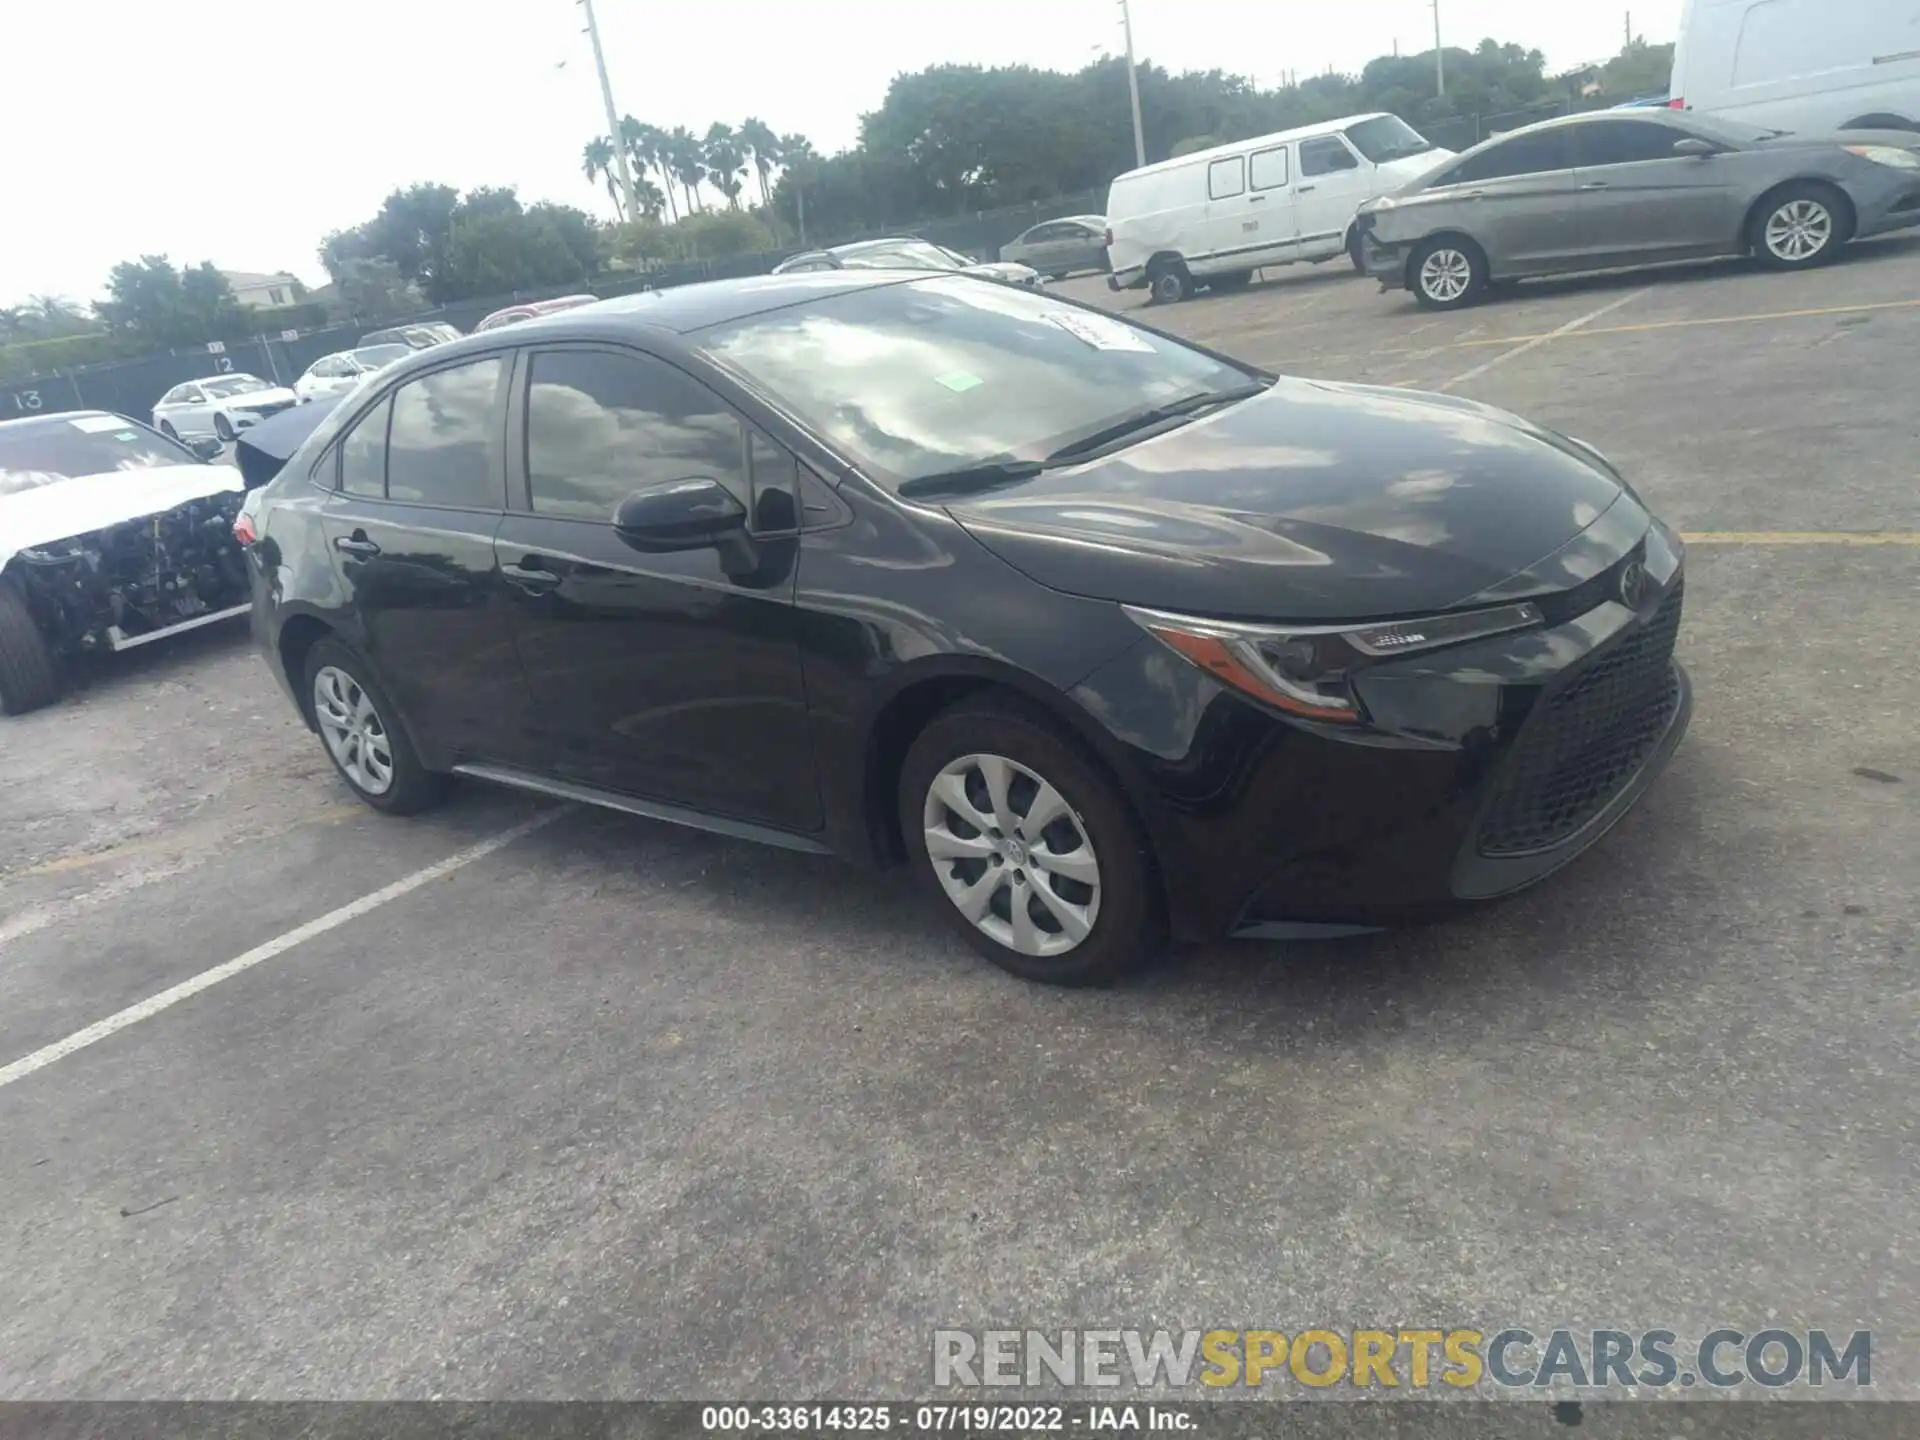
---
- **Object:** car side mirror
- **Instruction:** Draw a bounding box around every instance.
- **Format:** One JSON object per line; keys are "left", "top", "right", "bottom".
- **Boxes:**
{"left": 187, "top": 435, "right": 225, "bottom": 461}
{"left": 1672, "top": 138, "right": 1717, "bottom": 158}
{"left": 613, "top": 477, "right": 748, "bottom": 553}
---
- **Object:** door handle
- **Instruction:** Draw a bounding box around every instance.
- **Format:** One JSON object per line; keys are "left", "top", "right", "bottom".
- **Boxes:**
{"left": 1248, "top": 193, "right": 1266, "bottom": 202}
{"left": 333, "top": 534, "right": 380, "bottom": 557}
{"left": 1297, "top": 184, "right": 1316, "bottom": 193}
{"left": 501, "top": 561, "right": 562, "bottom": 593}
{"left": 1580, "top": 181, "right": 1610, "bottom": 190}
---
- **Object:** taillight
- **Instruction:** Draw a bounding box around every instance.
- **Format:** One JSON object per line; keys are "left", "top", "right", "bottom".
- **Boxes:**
{"left": 233, "top": 512, "right": 258, "bottom": 546}
{"left": 1668, "top": 97, "right": 1686, "bottom": 109}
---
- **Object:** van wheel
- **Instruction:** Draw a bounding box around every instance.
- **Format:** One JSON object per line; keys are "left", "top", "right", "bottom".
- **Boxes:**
{"left": 1147, "top": 262, "right": 1192, "bottom": 305}
{"left": 0, "top": 578, "right": 62, "bottom": 716}
{"left": 1409, "top": 236, "right": 1487, "bottom": 310}
{"left": 1750, "top": 182, "right": 1852, "bottom": 270}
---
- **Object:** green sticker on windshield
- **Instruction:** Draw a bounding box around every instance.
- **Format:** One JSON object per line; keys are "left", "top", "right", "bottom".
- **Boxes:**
{"left": 936, "top": 370, "right": 984, "bottom": 393}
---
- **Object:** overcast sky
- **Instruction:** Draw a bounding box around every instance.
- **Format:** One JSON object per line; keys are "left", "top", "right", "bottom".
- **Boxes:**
{"left": 1, "top": 0, "right": 1679, "bottom": 308}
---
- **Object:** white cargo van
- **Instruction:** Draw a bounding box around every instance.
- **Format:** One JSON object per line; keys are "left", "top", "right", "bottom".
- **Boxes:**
{"left": 1103, "top": 113, "right": 1454, "bottom": 303}
{"left": 1668, "top": 0, "right": 1920, "bottom": 133}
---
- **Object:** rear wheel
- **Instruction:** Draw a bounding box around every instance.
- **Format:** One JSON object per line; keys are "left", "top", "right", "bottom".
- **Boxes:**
{"left": 1147, "top": 260, "right": 1192, "bottom": 305}
{"left": 0, "top": 578, "right": 62, "bottom": 716}
{"left": 303, "top": 639, "right": 448, "bottom": 815}
{"left": 1750, "top": 183, "right": 1851, "bottom": 270}
{"left": 900, "top": 699, "right": 1161, "bottom": 986}
{"left": 1409, "top": 236, "right": 1487, "bottom": 310}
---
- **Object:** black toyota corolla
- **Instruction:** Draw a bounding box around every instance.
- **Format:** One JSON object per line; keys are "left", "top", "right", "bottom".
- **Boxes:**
{"left": 237, "top": 271, "right": 1690, "bottom": 985}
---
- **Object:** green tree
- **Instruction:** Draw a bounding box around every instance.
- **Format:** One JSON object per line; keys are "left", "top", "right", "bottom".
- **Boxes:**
{"left": 703, "top": 122, "right": 747, "bottom": 209}
{"left": 582, "top": 135, "right": 625, "bottom": 219}
{"left": 665, "top": 126, "right": 707, "bottom": 214}
{"left": 95, "top": 257, "right": 247, "bottom": 348}
{"left": 739, "top": 117, "right": 781, "bottom": 207}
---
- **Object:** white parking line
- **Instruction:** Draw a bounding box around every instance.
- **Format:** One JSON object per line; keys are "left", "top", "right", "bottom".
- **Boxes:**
{"left": 0, "top": 807, "right": 568, "bottom": 1092}
{"left": 1438, "top": 288, "right": 1652, "bottom": 392}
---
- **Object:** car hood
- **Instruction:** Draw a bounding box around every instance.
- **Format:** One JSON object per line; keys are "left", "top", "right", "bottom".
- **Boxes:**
{"left": 0, "top": 463, "right": 242, "bottom": 571}
{"left": 967, "top": 261, "right": 1039, "bottom": 282}
{"left": 218, "top": 387, "right": 299, "bottom": 409}
{"left": 943, "top": 379, "right": 1634, "bottom": 621}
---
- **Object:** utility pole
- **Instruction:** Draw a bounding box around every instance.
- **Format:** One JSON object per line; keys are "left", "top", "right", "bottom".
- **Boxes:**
{"left": 580, "top": 0, "right": 639, "bottom": 225}
{"left": 1119, "top": 0, "right": 1147, "bottom": 168}
{"left": 1433, "top": 0, "right": 1445, "bottom": 97}
{"left": 1626, "top": 10, "right": 1634, "bottom": 47}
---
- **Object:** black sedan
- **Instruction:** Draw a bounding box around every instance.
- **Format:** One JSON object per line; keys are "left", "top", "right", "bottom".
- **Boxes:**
{"left": 236, "top": 272, "right": 1691, "bottom": 985}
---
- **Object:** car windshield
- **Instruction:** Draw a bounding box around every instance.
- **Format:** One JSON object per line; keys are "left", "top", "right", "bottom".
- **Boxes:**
{"left": 202, "top": 374, "right": 269, "bottom": 398}
{"left": 0, "top": 415, "right": 198, "bottom": 496}
{"left": 351, "top": 344, "right": 412, "bottom": 369}
{"left": 697, "top": 274, "right": 1260, "bottom": 488}
{"left": 838, "top": 241, "right": 964, "bottom": 272}
{"left": 1344, "top": 115, "right": 1437, "bottom": 162}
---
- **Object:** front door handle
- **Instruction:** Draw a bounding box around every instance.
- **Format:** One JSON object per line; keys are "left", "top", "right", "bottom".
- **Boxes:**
{"left": 1580, "top": 181, "right": 1610, "bottom": 190}
{"left": 333, "top": 534, "right": 380, "bottom": 557}
{"left": 501, "top": 561, "right": 562, "bottom": 594}
{"left": 1297, "top": 184, "right": 1316, "bottom": 193}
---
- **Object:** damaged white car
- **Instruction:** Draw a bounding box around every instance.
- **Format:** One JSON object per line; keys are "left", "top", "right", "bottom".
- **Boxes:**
{"left": 0, "top": 410, "right": 248, "bottom": 715}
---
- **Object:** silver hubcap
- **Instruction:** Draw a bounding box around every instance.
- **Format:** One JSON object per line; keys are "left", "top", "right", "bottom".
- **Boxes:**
{"left": 1153, "top": 273, "right": 1183, "bottom": 302}
{"left": 313, "top": 665, "right": 395, "bottom": 796}
{"left": 1765, "top": 199, "right": 1832, "bottom": 261}
{"left": 923, "top": 753, "right": 1102, "bottom": 959}
{"left": 1420, "top": 248, "right": 1474, "bottom": 302}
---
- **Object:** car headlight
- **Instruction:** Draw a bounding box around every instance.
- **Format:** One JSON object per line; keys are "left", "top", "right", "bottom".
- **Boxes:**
{"left": 1844, "top": 144, "right": 1920, "bottom": 170}
{"left": 1123, "top": 600, "right": 1544, "bottom": 723}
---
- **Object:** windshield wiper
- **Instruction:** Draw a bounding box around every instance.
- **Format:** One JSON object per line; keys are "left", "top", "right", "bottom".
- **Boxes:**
{"left": 1041, "top": 380, "right": 1271, "bottom": 466}
{"left": 896, "top": 459, "right": 1045, "bottom": 499}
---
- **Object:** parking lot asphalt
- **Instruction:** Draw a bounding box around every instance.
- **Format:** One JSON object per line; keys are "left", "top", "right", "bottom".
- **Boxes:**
{"left": 1, "top": 243, "right": 1916, "bottom": 1405}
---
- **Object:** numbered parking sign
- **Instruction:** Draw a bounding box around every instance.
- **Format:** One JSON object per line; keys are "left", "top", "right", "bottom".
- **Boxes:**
{"left": 207, "top": 340, "right": 226, "bottom": 354}
{"left": 280, "top": 329, "right": 299, "bottom": 341}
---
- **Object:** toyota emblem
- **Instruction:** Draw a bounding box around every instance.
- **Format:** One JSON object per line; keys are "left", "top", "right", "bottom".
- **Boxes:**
{"left": 1618, "top": 560, "right": 1650, "bottom": 610}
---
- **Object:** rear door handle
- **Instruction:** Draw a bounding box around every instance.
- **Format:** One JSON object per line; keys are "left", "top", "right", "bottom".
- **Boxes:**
{"left": 1248, "top": 193, "right": 1266, "bottom": 202}
{"left": 1580, "top": 181, "right": 1610, "bottom": 190}
{"left": 1297, "top": 184, "right": 1316, "bottom": 193}
{"left": 501, "top": 561, "right": 562, "bottom": 594}
{"left": 333, "top": 535, "right": 380, "bottom": 557}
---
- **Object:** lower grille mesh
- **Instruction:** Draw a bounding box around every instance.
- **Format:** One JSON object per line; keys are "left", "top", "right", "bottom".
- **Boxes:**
{"left": 1478, "top": 583, "right": 1684, "bottom": 856}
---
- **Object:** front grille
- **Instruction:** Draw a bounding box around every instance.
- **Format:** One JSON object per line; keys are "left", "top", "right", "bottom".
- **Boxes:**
{"left": 1477, "top": 582, "right": 1684, "bottom": 856}
{"left": 240, "top": 400, "right": 294, "bottom": 418}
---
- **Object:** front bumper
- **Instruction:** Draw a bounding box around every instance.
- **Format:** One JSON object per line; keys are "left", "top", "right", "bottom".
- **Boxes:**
{"left": 1359, "top": 229, "right": 1411, "bottom": 290}
{"left": 1070, "top": 520, "right": 1692, "bottom": 942}
{"left": 1108, "top": 265, "right": 1147, "bottom": 292}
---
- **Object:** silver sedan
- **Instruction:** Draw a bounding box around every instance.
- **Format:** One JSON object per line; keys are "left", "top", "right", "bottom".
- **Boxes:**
{"left": 1356, "top": 110, "right": 1920, "bottom": 309}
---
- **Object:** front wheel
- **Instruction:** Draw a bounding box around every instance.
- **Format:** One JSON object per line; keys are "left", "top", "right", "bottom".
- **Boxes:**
{"left": 214, "top": 412, "right": 234, "bottom": 443}
{"left": 901, "top": 699, "right": 1161, "bottom": 986}
{"left": 159, "top": 420, "right": 179, "bottom": 440}
{"left": 1751, "top": 184, "right": 1850, "bottom": 270}
{"left": 303, "top": 639, "right": 449, "bottom": 814}
{"left": 1409, "top": 236, "right": 1487, "bottom": 310}
{"left": 1347, "top": 228, "right": 1366, "bottom": 273}
{"left": 0, "top": 578, "right": 62, "bottom": 716}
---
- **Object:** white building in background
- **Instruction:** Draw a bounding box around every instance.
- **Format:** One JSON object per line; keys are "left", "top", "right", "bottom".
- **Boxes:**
{"left": 219, "top": 269, "right": 302, "bottom": 308}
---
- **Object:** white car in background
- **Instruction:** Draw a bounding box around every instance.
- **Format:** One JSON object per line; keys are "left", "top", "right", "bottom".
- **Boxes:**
{"left": 151, "top": 373, "right": 300, "bottom": 444}
{"left": 292, "top": 344, "right": 413, "bottom": 403}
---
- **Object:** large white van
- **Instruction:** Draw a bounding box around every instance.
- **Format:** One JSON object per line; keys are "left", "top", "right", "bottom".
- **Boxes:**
{"left": 1103, "top": 113, "right": 1454, "bottom": 303}
{"left": 1668, "top": 0, "right": 1920, "bottom": 134}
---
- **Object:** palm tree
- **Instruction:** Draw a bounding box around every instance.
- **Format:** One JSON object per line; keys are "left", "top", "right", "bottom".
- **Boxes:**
{"left": 738, "top": 117, "right": 781, "bottom": 208}
{"left": 633, "top": 176, "right": 668, "bottom": 221}
{"left": 623, "top": 118, "right": 678, "bottom": 222}
{"left": 581, "top": 135, "right": 625, "bottom": 220}
{"left": 665, "top": 126, "right": 707, "bottom": 214}
{"left": 703, "top": 122, "right": 747, "bottom": 209}
{"left": 778, "top": 133, "right": 819, "bottom": 244}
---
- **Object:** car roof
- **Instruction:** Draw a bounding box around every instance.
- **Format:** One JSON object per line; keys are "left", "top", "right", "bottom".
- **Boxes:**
{"left": 1112, "top": 113, "right": 1396, "bottom": 182}
{"left": 410, "top": 271, "right": 922, "bottom": 350}
{"left": 0, "top": 410, "right": 141, "bottom": 435}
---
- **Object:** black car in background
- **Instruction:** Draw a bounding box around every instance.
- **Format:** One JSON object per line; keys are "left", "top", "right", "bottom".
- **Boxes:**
{"left": 237, "top": 272, "right": 1690, "bottom": 985}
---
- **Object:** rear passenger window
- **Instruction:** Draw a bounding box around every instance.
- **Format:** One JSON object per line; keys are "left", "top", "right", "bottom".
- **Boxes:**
{"left": 1207, "top": 156, "right": 1246, "bottom": 200}
{"left": 525, "top": 348, "right": 748, "bottom": 522}
{"left": 338, "top": 396, "right": 390, "bottom": 497}
{"left": 1448, "top": 129, "right": 1576, "bottom": 184}
{"left": 1575, "top": 119, "right": 1690, "bottom": 167}
{"left": 384, "top": 358, "right": 505, "bottom": 509}
{"left": 1300, "top": 136, "right": 1360, "bottom": 176}
{"left": 1250, "top": 146, "right": 1290, "bottom": 190}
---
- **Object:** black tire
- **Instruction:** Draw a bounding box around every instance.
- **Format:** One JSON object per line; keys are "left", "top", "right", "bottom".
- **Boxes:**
{"left": 1146, "top": 260, "right": 1192, "bottom": 305}
{"left": 1347, "top": 227, "right": 1366, "bottom": 273}
{"left": 1748, "top": 182, "right": 1853, "bottom": 270}
{"left": 1049, "top": 272, "right": 1070, "bottom": 282}
{"left": 1842, "top": 114, "right": 1919, "bottom": 132}
{"left": 159, "top": 420, "right": 179, "bottom": 440}
{"left": 900, "top": 697, "right": 1162, "bottom": 986}
{"left": 1209, "top": 270, "right": 1254, "bottom": 292}
{"left": 0, "top": 577, "right": 62, "bottom": 716}
{"left": 301, "top": 638, "right": 449, "bottom": 815}
{"left": 214, "top": 413, "right": 234, "bottom": 442}
{"left": 1408, "top": 235, "right": 1488, "bottom": 311}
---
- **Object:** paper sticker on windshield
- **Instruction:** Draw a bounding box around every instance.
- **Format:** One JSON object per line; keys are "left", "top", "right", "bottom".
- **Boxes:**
{"left": 70, "top": 414, "right": 135, "bottom": 433}
{"left": 936, "top": 370, "right": 985, "bottom": 393}
{"left": 1046, "top": 312, "right": 1154, "bottom": 353}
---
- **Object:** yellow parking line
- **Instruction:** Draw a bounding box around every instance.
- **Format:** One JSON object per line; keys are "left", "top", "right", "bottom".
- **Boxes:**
{"left": 1680, "top": 531, "right": 1920, "bottom": 545}
{"left": 1448, "top": 297, "right": 1920, "bottom": 349}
